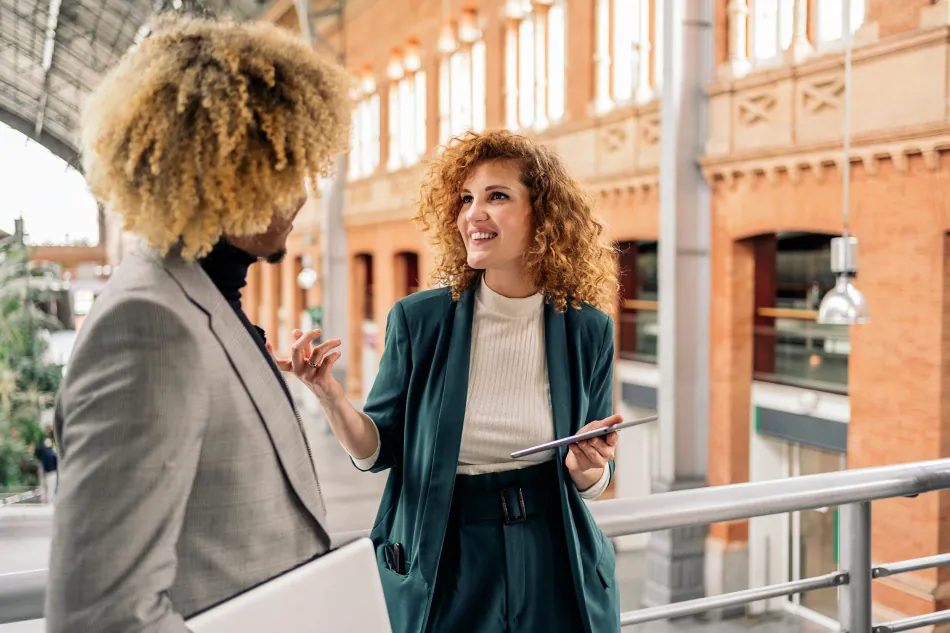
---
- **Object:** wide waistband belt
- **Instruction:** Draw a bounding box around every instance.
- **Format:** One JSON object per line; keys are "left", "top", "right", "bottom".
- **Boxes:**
{"left": 452, "top": 462, "right": 562, "bottom": 525}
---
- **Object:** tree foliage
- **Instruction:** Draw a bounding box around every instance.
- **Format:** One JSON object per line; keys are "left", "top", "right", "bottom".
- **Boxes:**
{"left": 0, "top": 239, "right": 64, "bottom": 487}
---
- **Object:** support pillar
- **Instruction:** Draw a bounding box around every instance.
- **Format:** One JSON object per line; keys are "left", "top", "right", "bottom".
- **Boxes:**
{"left": 320, "top": 155, "right": 349, "bottom": 390}
{"left": 643, "top": 0, "right": 713, "bottom": 609}
{"left": 719, "top": 0, "right": 750, "bottom": 79}
{"left": 296, "top": 0, "right": 349, "bottom": 391}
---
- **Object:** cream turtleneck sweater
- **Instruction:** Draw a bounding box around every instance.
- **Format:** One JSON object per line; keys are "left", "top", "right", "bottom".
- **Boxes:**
{"left": 353, "top": 278, "right": 610, "bottom": 499}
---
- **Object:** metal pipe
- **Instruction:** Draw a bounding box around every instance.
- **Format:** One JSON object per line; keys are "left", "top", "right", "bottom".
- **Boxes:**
{"left": 620, "top": 571, "right": 847, "bottom": 626}
{"left": 839, "top": 502, "right": 872, "bottom": 633}
{"left": 591, "top": 458, "right": 950, "bottom": 537}
{"left": 873, "top": 609, "right": 950, "bottom": 633}
{"left": 873, "top": 553, "right": 950, "bottom": 579}
{"left": 6, "top": 459, "right": 950, "bottom": 625}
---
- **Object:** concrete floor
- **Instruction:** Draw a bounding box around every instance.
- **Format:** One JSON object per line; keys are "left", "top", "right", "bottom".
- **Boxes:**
{"left": 0, "top": 410, "right": 827, "bottom": 633}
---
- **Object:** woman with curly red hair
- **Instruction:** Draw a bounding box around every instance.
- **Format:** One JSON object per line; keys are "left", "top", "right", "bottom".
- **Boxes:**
{"left": 286, "top": 130, "right": 622, "bottom": 633}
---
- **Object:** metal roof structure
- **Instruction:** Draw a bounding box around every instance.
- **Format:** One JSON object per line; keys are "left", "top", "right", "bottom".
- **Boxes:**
{"left": 0, "top": 0, "right": 271, "bottom": 171}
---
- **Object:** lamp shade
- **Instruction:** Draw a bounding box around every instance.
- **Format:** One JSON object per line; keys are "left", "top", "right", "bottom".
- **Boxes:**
{"left": 817, "top": 275, "right": 870, "bottom": 325}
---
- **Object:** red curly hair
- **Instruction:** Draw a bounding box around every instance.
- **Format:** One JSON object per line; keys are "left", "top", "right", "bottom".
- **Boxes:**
{"left": 414, "top": 130, "right": 619, "bottom": 313}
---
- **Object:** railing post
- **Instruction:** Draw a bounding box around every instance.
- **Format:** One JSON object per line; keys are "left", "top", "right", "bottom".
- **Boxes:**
{"left": 839, "top": 501, "right": 873, "bottom": 633}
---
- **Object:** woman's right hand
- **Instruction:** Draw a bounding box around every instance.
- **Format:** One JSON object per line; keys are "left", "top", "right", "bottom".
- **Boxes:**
{"left": 272, "top": 328, "right": 345, "bottom": 405}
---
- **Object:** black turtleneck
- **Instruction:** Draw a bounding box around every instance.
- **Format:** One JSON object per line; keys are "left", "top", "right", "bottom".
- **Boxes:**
{"left": 200, "top": 240, "right": 293, "bottom": 406}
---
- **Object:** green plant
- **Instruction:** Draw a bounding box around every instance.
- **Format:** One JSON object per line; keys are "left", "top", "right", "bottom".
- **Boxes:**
{"left": 0, "top": 238, "right": 64, "bottom": 487}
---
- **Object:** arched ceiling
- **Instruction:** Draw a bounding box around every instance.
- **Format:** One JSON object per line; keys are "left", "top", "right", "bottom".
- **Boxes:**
{"left": 0, "top": 0, "right": 271, "bottom": 170}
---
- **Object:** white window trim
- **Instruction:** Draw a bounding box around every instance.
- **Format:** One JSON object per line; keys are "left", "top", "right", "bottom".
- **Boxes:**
{"left": 504, "top": 0, "right": 566, "bottom": 131}
{"left": 594, "top": 0, "right": 656, "bottom": 115}
{"left": 751, "top": 0, "right": 794, "bottom": 66}
{"left": 387, "top": 68, "right": 427, "bottom": 171}
{"left": 813, "top": 0, "right": 865, "bottom": 51}
{"left": 439, "top": 40, "right": 487, "bottom": 144}
{"left": 349, "top": 92, "right": 380, "bottom": 181}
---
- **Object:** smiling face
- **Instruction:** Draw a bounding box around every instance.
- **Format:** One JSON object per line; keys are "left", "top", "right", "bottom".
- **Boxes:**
{"left": 456, "top": 160, "right": 534, "bottom": 288}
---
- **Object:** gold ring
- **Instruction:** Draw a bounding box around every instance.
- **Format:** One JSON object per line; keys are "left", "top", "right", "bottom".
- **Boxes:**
{"left": 308, "top": 360, "right": 318, "bottom": 368}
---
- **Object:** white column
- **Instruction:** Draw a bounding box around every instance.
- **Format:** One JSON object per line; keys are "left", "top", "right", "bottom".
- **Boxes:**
{"left": 784, "top": 0, "right": 813, "bottom": 63}
{"left": 634, "top": 0, "right": 654, "bottom": 103}
{"left": 643, "top": 0, "right": 713, "bottom": 609}
{"left": 722, "top": 0, "right": 751, "bottom": 78}
{"left": 504, "top": 19, "right": 519, "bottom": 129}
{"left": 593, "top": 0, "right": 612, "bottom": 113}
{"left": 533, "top": 5, "right": 548, "bottom": 129}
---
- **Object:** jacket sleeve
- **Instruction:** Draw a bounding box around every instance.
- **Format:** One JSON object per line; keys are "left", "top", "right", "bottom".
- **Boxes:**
{"left": 46, "top": 299, "right": 208, "bottom": 633}
{"left": 356, "top": 301, "right": 412, "bottom": 473}
{"left": 586, "top": 316, "right": 616, "bottom": 487}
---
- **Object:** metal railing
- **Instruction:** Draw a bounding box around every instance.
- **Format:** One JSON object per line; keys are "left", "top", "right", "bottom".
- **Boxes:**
{"left": 4, "top": 459, "right": 950, "bottom": 631}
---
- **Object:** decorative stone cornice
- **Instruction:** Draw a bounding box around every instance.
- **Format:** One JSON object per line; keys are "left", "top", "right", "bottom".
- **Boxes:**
{"left": 588, "top": 173, "right": 660, "bottom": 200}
{"left": 700, "top": 130, "right": 950, "bottom": 189}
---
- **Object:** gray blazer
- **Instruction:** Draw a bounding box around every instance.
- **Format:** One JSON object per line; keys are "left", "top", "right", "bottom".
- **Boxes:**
{"left": 46, "top": 247, "right": 330, "bottom": 633}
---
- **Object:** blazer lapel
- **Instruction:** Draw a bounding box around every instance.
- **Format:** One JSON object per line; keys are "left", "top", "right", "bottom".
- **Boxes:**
{"left": 155, "top": 250, "right": 328, "bottom": 533}
{"left": 544, "top": 304, "right": 573, "bottom": 451}
{"left": 419, "top": 285, "right": 475, "bottom": 577}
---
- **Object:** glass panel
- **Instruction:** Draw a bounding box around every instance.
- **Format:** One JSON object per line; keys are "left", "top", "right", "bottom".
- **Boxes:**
{"left": 399, "top": 78, "right": 413, "bottom": 165}
{"left": 612, "top": 0, "right": 638, "bottom": 102}
{"left": 653, "top": 0, "right": 663, "bottom": 90}
{"left": 505, "top": 23, "right": 519, "bottom": 129}
{"left": 618, "top": 309, "right": 658, "bottom": 363}
{"left": 817, "top": 0, "right": 865, "bottom": 43}
{"left": 547, "top": 2, "right": 566, "bottom": 122}
{"left": 754, "top": 321, "right": 849, "bottom": 394}
{"left": 754, "top": 235, "right": 849, "bottom": 394}
{"left": 594, "top": 0, "right": 611, "bottom": 110}
{"left": 414, "top": 71, "right": 426, "bottom": 159}
{"left": 439, "top": 57, "right": 450, "bottom": 143}
{"left": 798, "top": 446, "right": 842, "bottom": 620}
{"left": 370, "top": 94, "right": 380, "bottom": 172}
{"left": 388, "top": 83, "right": 401, "bottom": 170}
{"left": 753, "top": 0, "right": 792, "bottom": 61}
{"left": 518, "top": 16, "right": 535, "bottom": 127}
{"left": 471, "top": 41, "right": 487, "bottom": 132}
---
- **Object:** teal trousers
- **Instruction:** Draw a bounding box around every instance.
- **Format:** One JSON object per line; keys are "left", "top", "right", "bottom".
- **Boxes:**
{"left": 424, "top": 461, "right": 584, "bottom": 633}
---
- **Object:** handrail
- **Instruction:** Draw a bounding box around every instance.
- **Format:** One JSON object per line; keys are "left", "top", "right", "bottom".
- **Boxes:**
{"left": 4, "top": 458, "right": 950, "bottom": 628}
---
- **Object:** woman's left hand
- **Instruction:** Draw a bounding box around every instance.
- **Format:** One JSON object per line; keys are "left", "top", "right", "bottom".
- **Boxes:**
{"left": 565, "top": 414, "right": 621, "bottom": 488}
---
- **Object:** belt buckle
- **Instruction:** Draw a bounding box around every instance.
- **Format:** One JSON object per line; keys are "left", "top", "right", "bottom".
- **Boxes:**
{"left": 500, "top": 487, "right": 527, "bottom": 525}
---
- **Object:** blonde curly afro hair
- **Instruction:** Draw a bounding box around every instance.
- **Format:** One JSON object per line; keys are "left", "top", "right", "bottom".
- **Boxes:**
{"left": 80, "top": 13, "right": 353, "bottom": 260}
{"left": 415, "top": 130, "right": 619, "bottom": 313}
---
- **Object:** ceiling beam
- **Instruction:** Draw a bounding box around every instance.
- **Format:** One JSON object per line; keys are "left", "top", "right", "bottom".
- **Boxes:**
{"left": 34, "top": 0, "right": 64, "bottom": 139}
{"left": 0, "top": 105, "right": 79, "bottom": 169}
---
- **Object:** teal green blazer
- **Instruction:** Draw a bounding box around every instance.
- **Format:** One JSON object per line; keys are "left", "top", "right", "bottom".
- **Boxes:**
{"left": 360, "top": 284, "right": 620, "bottom": 633}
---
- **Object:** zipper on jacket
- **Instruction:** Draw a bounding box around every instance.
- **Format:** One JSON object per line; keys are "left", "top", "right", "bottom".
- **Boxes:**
{"left": 293, "top": 406, "right": 323, "bottom": 498}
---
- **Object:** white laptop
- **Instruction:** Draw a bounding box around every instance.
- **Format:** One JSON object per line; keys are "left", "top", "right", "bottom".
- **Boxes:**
{"left": 187, "top": 538, "right": 392, "bottom": 633}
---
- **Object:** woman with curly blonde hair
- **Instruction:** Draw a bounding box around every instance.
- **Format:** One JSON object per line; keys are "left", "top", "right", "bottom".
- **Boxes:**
{"left": 288, "top": 130, "right": 622, "bottom": 633}
{"left": 47, "top": 14, "right": 351, "bottom": 633}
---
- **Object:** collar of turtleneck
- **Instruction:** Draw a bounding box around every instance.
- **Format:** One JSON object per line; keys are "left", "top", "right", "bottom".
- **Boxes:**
{"left": 199, "top": 240, "right": 258, "bottom": 313}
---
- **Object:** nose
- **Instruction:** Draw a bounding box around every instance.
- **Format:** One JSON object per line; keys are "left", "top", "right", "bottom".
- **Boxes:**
{"left": 465, "top": 199, "right": 489, "bottom": 223}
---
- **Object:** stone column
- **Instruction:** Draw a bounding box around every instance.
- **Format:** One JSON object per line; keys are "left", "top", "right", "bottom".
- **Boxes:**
{"left": 634, "top": 0, "right": 654, "bottom": 104}
{"left": 720, "top": 0, "right": 750, "bottom": 79}
{"left": 532, "top": 3, "right": 549, "bottom": 129}
{"left": 320, "top": 155, "right": 350, "bottom": 389}
{"left": 592, "top": 0, "right": 612, "bottom": 114}
{"left": 643, "top": 0, "right": 714, "bottom": 608}
{"left": 504, "top": 18, "right": 520, "bottom": 129}
{"left": 784, "top": 0, "right": 813, "bottom": 64}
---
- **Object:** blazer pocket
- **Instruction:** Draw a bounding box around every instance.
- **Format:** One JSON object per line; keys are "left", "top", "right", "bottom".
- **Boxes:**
{"left": 595, "top": 534, "right": 617, "bottom": 590}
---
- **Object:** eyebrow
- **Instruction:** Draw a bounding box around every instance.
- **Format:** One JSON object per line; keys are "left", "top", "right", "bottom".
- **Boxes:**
{"left": 460, "top": 184, "right": 514, "bottom": 194}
